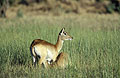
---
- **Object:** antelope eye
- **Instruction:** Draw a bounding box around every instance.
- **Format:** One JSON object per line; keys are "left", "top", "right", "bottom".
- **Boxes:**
{"left": 64, "top": 32, "right": 67, "bottom": 35}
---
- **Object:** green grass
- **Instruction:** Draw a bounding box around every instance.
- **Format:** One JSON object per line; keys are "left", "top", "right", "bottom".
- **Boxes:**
{"left": 0, "top": 14, "right": 120, "bottom": 78}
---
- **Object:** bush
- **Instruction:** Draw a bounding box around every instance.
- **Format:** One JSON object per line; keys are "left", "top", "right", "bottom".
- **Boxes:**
{"left": 106, "top": 3, "right": 116, "bottom": 13}
{"left": 16, "top": 9, "right": 23, "bottom": 17}
{"left": 117, "top": 7, "right": 120, "bottom": 13}
{"left": 96, "top": 0, "right": 105, "bottom": 2}
{"left": 9, "top": 0, "right": 16, "bottom": 5}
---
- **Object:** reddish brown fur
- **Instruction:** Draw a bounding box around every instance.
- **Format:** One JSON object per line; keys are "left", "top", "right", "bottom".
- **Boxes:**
{"left": 31, "top": 39, "right": 54, "bottom": 48}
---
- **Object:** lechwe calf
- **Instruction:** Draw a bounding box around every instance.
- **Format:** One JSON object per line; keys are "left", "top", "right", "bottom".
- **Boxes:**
{"left": 30, "top": 28, "right": 73, "bottom": 68}
{"left": 47, "top": 52, "right": 70, "bottom": 68}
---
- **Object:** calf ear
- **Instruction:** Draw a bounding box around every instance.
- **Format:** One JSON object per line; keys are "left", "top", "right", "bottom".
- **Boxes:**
{"left": 59, "top": 28, "right": 65, "bottom": 35}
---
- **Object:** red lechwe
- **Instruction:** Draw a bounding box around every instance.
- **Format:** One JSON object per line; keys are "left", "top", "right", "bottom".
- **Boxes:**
{"left": 30, "top": 28, "right": 73, "bottom": 68}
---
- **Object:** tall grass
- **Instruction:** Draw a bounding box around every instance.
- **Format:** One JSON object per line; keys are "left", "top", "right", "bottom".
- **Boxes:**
{"left": 0, "top": 14, "right": 120, "bottom": 78}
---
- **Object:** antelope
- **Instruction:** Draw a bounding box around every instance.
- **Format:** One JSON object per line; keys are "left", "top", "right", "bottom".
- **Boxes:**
{"left": 30, "top": 28, "right": 73, "bottom": 68}
{"left": 47, "top": 52, "right": 70, "bottom": 68}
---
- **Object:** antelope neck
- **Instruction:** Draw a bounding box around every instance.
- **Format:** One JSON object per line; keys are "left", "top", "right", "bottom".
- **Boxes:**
{"left": 55, "top": 36, "right": 64, "bottom": 52}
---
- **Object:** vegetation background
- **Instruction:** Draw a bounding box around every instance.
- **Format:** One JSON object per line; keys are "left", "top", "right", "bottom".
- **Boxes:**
{"left": 0, "top": 0, "right": 120, "bottom": 17}
{"left": 0, "top": 0, "right": 120, "bottom": 78}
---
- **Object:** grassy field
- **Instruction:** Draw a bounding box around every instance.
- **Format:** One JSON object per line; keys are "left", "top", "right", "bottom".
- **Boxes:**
{"left": 0, "top": 14, "right": 120, "bottom": 78}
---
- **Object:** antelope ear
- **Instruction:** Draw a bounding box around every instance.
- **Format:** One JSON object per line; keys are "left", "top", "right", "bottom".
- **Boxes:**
{"left": 59, "top": 28, "right": 65, "bottom": 35}
{"left": 62, "top": 28, "right": 65, "bottom": 31}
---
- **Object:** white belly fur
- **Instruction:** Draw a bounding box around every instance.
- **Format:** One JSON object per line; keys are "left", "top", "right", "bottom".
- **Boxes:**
{"left": 46, "top": 49, "right": 53, "bottom": 62}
